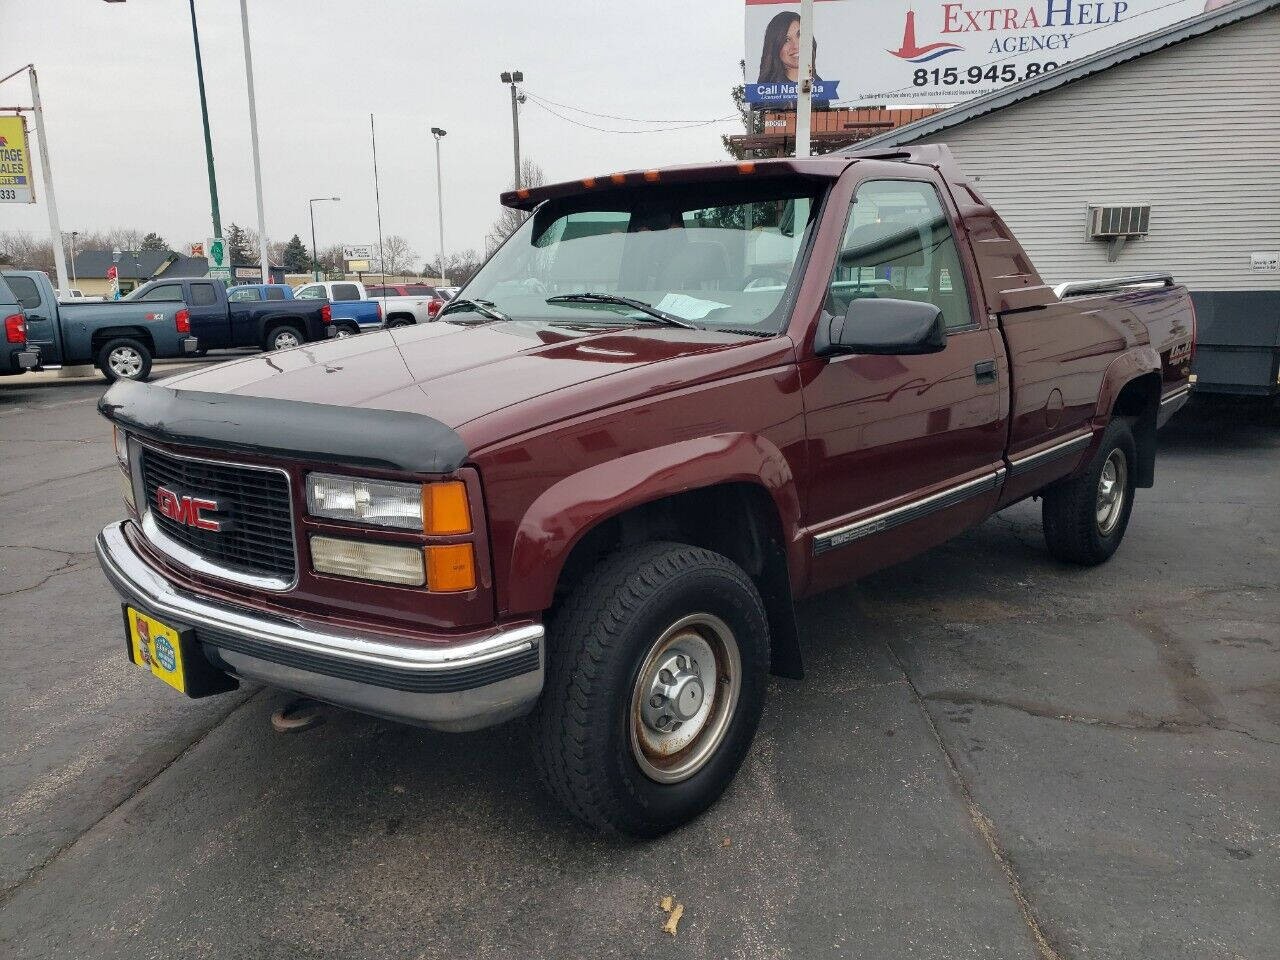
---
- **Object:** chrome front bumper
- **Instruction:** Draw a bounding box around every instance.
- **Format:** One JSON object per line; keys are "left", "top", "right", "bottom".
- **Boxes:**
{"left": 95, "top": 521, "right": 544, "bottom": 731}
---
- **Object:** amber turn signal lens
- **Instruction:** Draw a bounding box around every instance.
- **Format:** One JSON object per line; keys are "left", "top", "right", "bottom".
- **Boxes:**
{"left": 422, "top": 481, "right": 471, "bottom": 535}
{"left": 425, "top": 543, "right": 476, "bottom": 592}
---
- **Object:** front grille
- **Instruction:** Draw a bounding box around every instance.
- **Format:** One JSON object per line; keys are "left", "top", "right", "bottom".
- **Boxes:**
{"left": 140, "top": 446, "right": 296, "bottom": 583}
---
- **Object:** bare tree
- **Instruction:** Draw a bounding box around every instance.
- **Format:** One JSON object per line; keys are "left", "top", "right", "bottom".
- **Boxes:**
{"left": 423, "top": 249, "right": 484, "bottom": 286}
{"left": 485, "top": 159, "right": 545, "bottom": 254}
{"left": 380, "top": 234, "right": 417, "bottom": 278}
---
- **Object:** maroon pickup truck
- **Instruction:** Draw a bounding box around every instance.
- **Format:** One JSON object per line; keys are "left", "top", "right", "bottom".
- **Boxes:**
{"left": 96, "top": 146, "right": 1193, "bottom": 836}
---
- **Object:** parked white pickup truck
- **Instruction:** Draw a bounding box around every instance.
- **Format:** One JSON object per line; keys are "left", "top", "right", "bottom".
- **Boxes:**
{"left": 293, "top": 280, "right": 435, "bottom": 329}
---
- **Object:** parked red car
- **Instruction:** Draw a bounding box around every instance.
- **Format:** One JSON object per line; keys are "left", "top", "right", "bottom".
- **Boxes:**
{"left": 96, "top": 146, "right": 1193, "bottom": 835}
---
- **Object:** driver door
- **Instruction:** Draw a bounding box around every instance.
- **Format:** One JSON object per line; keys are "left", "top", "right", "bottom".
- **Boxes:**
{"left": 801, "top": 174, "right": 1008, "bottom": 592}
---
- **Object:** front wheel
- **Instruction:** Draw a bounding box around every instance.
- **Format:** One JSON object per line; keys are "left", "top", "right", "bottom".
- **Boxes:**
{"left": 266, "top": 326, "right": 302, "bottom": 351}
{"left": 97, "top": 337, "right": 152, "bottom": 383}
{"left": 533, "top": 542, "right": 770, "bottom": 836}
{"left": 1042, "top": 418, "right": 1137, "bottom": 565}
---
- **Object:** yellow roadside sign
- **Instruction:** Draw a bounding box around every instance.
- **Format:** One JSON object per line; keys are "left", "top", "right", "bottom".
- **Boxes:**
{"left": 0, "top": 115, "right": 35, "bottom": 204}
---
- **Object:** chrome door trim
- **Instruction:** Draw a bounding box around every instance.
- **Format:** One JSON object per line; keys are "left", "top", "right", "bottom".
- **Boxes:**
{"left": 813, "top": 468, "right": 1005, "bottom": 556}
{"left": 1007, "top": 430, "right": 1093, "bottom": 478}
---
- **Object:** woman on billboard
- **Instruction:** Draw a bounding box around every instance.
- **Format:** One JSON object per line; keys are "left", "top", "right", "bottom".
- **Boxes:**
{"left": 756, "top": 9, "right": 829, "bottom": 106}
{"left": 758, "top": 10, "right": 815, "bottom": 84}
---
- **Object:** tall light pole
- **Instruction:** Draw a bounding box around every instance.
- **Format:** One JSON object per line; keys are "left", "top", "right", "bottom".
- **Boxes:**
{"left": 69, "top": 231, "right": 79, "bottom": 287}
{"left": 186, "top": 0, "right": 222, "bottom": 239}
{"left": 430, "top": 127, "right": 447, "bottom": 285}
{"left": 309, "top": 197, "right": 339, "bottom": 281}
{"left": 107, "top": 0, "right": 221, "bottom": 241}
{"left": 238, "top": 0, "right": 270, "bottom": 282}
{"left": 499, "top": 70, "right": 524, "bottom": 189}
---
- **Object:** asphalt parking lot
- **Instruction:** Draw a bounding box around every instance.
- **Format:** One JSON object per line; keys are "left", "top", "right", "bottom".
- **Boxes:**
{"left": 1, "top": 364, "right": 1276, "bottom": 960}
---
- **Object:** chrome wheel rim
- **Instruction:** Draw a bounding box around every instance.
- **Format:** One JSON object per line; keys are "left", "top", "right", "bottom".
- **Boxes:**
{"left": 108, "top": 346, "right": 143, "bottom": 379}
{"left": 629, "top": 613, "right": 741, "bottom": 784}
{"left": 1096, "top": 448, "right": 1127, "bottom": 536}
{"left": 335, "top": 327, "right": 355, "bottom": 339}
{"left": 273, "top": 331, "right": 300, "bottom": 349}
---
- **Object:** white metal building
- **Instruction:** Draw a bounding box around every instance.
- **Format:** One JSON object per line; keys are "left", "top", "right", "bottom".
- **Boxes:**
{"left": 854, "top": 0, "right": 1280, "bottom": 395}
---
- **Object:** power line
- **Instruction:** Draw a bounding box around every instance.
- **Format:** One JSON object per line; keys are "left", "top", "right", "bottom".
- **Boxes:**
{"left": 524, "top": 91, "right": 731, "bottom": 125}
{"left": 826, "top": 0, "right": 1198, "bottom": 107}
{"left": 526, "top": 97, "right": 737, "bottom": 134}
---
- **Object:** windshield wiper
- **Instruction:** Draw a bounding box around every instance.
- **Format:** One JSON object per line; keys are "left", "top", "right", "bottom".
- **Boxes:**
{"left": 545, "top": 293, "right": 698, "bottom": 330}
{"left": 439, "top": 297, "right": 512, "bottom": 323}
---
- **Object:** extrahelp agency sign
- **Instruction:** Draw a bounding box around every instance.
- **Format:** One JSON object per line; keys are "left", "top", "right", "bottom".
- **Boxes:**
{"left": 745, "top": 0, "right": 1209, "bottom": 109}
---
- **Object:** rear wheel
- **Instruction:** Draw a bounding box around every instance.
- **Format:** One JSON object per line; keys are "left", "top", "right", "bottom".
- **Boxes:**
{"left": 97, "top": 337, "right": 152, "bottom": 383}
{"left": 533, "top": 541, "right": 770, "bottom": 836}
{"left": 334, "top": 322, "right": 359, "bottom": 338}
{"left": 265, "top": 326, "right": 302, "bottom": 351}
{"left": 1042, "top": 418, "right": 1137, "bottom": 565}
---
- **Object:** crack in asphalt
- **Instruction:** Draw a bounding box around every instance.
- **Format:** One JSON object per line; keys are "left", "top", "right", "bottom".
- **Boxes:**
{"left": 923, "top": 691, "right": 1280, "bottom": 748}
{"left": 0, "top": 463, "right": 116, "bottom": 499}
{"left": 879, "top": 638, "right": 1067, "bottom": 960}
{"left": 0, "top": 689, "right": 264, "bottom": 908}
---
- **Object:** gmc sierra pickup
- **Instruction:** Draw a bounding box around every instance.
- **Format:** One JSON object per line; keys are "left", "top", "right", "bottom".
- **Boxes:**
{"left": 95, "top": 146, "right": 1193, "bottom": 836}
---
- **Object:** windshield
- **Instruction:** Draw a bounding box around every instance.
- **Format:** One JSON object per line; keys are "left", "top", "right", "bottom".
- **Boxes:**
{"left": 459, "top": 182, "right": 824, "bottom": 334}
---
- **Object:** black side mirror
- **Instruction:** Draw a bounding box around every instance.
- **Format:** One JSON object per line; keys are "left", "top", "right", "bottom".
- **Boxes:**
{"left": 824, "top": 298, "right": 946, "bottom": 355}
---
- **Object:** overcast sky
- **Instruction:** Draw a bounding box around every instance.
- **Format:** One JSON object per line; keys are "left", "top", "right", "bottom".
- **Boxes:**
{"left": 1, "top": 0, "right": 746, "bottom": 265}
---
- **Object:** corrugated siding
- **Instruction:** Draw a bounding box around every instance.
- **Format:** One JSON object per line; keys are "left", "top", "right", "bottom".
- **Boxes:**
{"left": 919, "top": 9, "right": 1280, "bottom": 292}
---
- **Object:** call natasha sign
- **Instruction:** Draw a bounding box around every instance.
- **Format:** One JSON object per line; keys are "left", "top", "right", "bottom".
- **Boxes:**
{"left": 744, "top": 0, "right": 1208, "bottom": 109}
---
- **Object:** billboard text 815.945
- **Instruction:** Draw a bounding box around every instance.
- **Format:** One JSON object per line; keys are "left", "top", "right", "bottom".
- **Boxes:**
{"left": 745, "top": 0, "right": 1211, "bottom": 109}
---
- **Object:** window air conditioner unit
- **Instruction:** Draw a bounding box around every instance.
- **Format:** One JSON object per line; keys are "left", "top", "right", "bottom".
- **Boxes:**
{"left": 1087, "top": 205, "right": 1151, "bottom": 262}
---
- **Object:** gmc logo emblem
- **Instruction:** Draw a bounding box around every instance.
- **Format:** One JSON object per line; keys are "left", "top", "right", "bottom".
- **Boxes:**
{"left": 155, "top": 485, "right": 221, "bottom": 532}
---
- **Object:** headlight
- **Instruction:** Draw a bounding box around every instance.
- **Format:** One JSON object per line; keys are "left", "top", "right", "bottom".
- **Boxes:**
{"left": 306, "top": 473, "right": 424, "bottom": 529}
{"left": 113, "top": 426, "right": 129, "bottom": 466}
{"left": 310, "top": 536, "right": 425, "bottom": 586}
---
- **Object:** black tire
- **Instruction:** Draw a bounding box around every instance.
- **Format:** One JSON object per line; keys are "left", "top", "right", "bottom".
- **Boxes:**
{"left": 533, "top": 541, "right": 770, "bottom": 837}
{"left": 1042, "top": 418, "right": 1137, "bottom": 566}
{"left": 96, "top": 337, "right": 152, "bottom": 383}
{"left": 265, "top": 325, "right": 303, "bottom": 351}
{"left": 334, "top": 321, "right": 360, "bottom": 338}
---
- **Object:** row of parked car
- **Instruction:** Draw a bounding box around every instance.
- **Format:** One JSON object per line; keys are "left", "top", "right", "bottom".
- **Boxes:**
{"left": 0, "top": 271, "right": 457, "bottom": 383}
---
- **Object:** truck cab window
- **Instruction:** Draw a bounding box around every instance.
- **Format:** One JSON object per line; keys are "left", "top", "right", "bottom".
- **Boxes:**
{"left": 295, "top": 285, "right": 325, "bottom": 300}
{"left": 132, "top": 284, "right": 181, "bottom": 302}
{"left": 265, "top": 287, "right": 286, "bottom": 301}
{"left": 229, "top": 288, "right": 261, "bottom": 302}
{"left": 6, "top": 275, "right": 41, "bottom": 309}
{"left": 828, "top": 180, "right": 974, "bottom": 331}
{"left": 331, "top": 283, "right": 361, "bottom": 302}
{"left": 189, "top": 283, "right": 218, "bottom": 307}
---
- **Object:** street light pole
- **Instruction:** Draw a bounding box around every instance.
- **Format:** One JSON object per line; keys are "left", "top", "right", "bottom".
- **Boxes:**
{"left": 238, "top": 0, "right": 270, "bottom": 282}
{"left": 70, "top": 231, "right": 78, "bottom": 287}
{"left": 430, "top": 127, "right": 447, "bottom": 285}
{"left": 308, "top": 197, "right": 339, "bottom": 281}
{"left": 499, "top": 70, "right": 524, "bottom": 189}
{"left": 187, "top": 0, "right": 222, "bottom": 239}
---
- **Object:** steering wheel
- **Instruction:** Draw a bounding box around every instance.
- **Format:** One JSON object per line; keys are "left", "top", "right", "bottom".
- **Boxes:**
{"left": 743, "top": 269, "right": 789, "bottom": 290}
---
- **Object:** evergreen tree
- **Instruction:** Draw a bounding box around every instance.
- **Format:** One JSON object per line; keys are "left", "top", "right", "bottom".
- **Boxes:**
{"left": 225, "top": 223, "right": 252, "bottom": 266}
{"left": 140, "top": 232, "right": 168, "bottom": 251}
{"left": 281, "top": 234, "right": 310, "bottom": 273}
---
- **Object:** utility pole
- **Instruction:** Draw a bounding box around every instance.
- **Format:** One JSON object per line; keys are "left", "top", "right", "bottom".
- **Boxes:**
{"left": 500, "top": 70, "right": 524, "bottom": 188}
{"left": 187, "top": 0, "right": 222, "bottom": 239}
{"left": 70, "top": 231, "right": 78, "bottom": 286}
{"left": 430, "top": 127, "right": 447, "bottom": 285}
{"left": 26, "top": 66, "right": 70, "bottom": 292}
{"left": 238, "top": 0, "right": 270, "bottom": 282}
{"left": 795, "top": 0, "right": 814, "bottom": 158}
{"left": 308, "top": 196, "right": 339, "bottom": 281}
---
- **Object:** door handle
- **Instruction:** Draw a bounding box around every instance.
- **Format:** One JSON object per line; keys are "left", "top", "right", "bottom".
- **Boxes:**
{"left": 974, "top": 360, "right": 998, "bottom": 384}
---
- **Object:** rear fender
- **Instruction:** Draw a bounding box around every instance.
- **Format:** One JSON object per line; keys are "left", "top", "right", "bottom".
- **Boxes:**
{"left": 504, "top": 433, "right": 804, "bottom": 616}
{"left": 1096, "top": 345, "right": 1161, "bottom": 421}
{"left": 1095, "top": 346, "right": 1162, "bottom": 487}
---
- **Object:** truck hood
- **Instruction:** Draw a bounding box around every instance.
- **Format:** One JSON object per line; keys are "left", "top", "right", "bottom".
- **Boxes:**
{"left": 159, "top": 319, "right": 755, "bottom": 436}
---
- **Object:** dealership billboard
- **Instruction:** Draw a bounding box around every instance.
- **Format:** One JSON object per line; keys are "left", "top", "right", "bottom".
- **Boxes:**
{"left": 0, "top": 115, "right": 35, "bottom": 204}
{"left": 745, "top": 0, "right": 1208, "bottom": 109}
